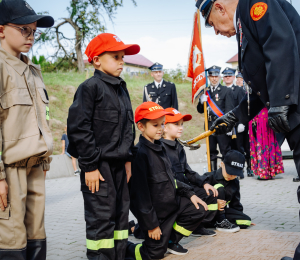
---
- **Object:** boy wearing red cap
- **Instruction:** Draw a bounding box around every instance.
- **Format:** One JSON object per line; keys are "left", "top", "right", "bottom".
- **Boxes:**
{"left": 0, "top": 1, "right": 54, "bottom": 259}
{"left": 161, "top": 108, "right": 219, "bottom": 237}
{"left": 126, "top": 102, "right": 209, "bottom": 258}
{"left": 67, "top": 33, "right": 140, "bottom": 260}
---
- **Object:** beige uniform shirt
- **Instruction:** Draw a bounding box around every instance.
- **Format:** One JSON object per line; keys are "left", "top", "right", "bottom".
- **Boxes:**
{"left": 0, "top": 47, "right": 53, "bottom": 179}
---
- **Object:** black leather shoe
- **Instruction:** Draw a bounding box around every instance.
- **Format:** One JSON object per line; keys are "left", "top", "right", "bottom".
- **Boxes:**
{"left": 293, "top": 177, "right": 300, "bottom": 182}
{"left": 247, "top": 168, "right": 254, "bottom": 177}
{"left": 281, "top": 257, "right": 293, "bottom": 260}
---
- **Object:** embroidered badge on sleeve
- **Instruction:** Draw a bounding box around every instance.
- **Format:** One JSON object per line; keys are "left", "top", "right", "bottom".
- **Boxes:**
{"left": 250, "top": 2, "right": 268, "bottom": 21}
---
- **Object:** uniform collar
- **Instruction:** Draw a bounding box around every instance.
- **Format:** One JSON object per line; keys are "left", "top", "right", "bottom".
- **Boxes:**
{"left": 216, "top": 168, "right": 225, "bottom": 181}
{"left": 139, "top": 135, "right": 162, "bottom": 151}
{"left": 94, "top": 69, "right": 125, "bottom": 86}
{"left": 0, "top": 46, "right": 40, "bottom": 76}
{"left": 160, "top": 138, "right": 177, "bottom": 148}
{"left": 154, "top": 79, "right": 164, "bottom": 88}
{"left": 227, "top": 84, "right": 234, "bottom": 89}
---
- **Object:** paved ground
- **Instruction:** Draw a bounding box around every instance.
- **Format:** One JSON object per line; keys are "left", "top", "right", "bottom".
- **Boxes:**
{"left": 45, "top": 159, "right": 300, "bottom": 259}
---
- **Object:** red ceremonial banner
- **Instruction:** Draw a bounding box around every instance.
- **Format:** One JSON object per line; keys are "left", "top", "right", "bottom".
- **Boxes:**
{"left": 187, "top": 12, "right": 206, "bottom": 103}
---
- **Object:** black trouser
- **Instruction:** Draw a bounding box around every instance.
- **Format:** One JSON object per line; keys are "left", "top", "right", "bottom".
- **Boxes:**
{"left": 285, "top": 125, "right": 300, "bottom": 260}
{"left": 132, "top": 186, "right": 218, "bottom": 240}
{"left": 126, "top": 197, "right": 206, "bottom": 260}
{"left": 232, "top": 125, "right": 250, "bottom": 160}
{"left": 81, "top": 160, "right": 130, "bottom": 260}
{"left": 208, "top": 121, "right": 232, "bottom": 161}
{"left": 214, "top": 185, "right": 251, "bottom": 229}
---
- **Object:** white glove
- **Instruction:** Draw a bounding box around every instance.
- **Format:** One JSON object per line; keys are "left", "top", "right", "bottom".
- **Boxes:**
{"left": 226, "top": 131, "right": 232, "bottom": 136}
{"left": 237, "top": 124, "right": 245, "bottom": 133}
{"left": 200, "top": 94, "right": 208, "bottom": 104}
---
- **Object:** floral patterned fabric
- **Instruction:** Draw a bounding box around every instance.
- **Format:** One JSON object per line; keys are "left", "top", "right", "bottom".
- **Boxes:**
{"left": 248, "top": 107, "right": 284, "bottom": 179}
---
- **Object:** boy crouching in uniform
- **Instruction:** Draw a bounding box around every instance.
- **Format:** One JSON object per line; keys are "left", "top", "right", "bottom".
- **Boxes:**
{"left": 126, "top": 102, "right": 208, "bottom": 259}
{"left": 161, "top": 108, "right": 219, "bottom": 237}
{"left": 67, "top": 33, "right": 140, "bottom": 260}
{"left": 204, "top": 150, "right": 252, "bottom": 232}
{"left": 0, "top": 1, "right": 54, "bottom": 259}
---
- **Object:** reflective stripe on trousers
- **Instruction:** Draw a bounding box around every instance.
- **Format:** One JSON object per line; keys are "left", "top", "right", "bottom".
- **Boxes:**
{"left": 86, "top": 230, "right": 128, "bottom": 250}
{"left": 173, "top": 222, "right": 192, "bottom": 236}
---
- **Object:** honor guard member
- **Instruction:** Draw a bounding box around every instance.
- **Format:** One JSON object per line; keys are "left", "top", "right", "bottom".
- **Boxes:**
{"left": 143, "top": 63, "right": 178, "bottom": 109}
{"left": 223, "top": 67, "right": 251, "bottom": 176}
{"left": 196, "top": 0, "right": 300, "bottom": 258}
{"left": 197, "top": 66, "right": 235, "bottom": 171}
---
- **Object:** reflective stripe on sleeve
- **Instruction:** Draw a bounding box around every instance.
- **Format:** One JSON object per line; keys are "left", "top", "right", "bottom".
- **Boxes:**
{"left": 173, "top": 222, "right": 192, "bottom": 236}
{"left": 86, "top": 238, "right": 114, "bottom": 250}
{"left": 214, "top": 183, "right": 224, "bottom": 190}
{"left": 226, "top": 201, "right": 231, "bottom": 206}
{"left": 236, "top": 220, "right": 251, "bottom": 226}
{"left": 174, "top": 179, "right": 178, "bottom": 189}
{"left": 135, "top": 244, "right": 142, "bottom": 260}
{"left": 207, "top": 204, "right": 218, "bottom": 211}
{"left": 114, "top": 230, "right": 128, "bottom": 240}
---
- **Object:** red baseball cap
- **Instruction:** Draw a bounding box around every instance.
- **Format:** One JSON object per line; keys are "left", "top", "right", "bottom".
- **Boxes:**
{"left": 85, "top": 33, "right": 140, "bottom": 63}
{"left": 135, "top": 102, "right": 174, "bottom": 123}
{"left": 164, "top": 108, "right": 192, "bottom": 124}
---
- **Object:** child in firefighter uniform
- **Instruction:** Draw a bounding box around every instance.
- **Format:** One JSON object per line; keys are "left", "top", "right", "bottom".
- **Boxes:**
{"left": 204, "top": 150, "right": 252, "bottom": 232}
{"left": 0, "top": 1, "right": 54, "bottom": 259}
{"left": 126, "top": 102, "right": 208, "bottom": 258}
{"left": 67, "top": 33, "right": 140, "bottom": 260}
{"left": 161, "top": 108, "right": 218, "bottom": 237}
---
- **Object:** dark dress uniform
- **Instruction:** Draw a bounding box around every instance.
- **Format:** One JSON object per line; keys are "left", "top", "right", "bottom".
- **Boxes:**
{"left": 126, "top": 136, "right": 207, "bottom": 260}
{"left": 67, "top": 70, "right": 134, "bottom": 260}
{"left": 143, "top": 80, "right": 178, "bottom": 109}
{"left": 143, "top": 63, "right": 178, "bottom": 109}
{"left": 204, "top": 168, "right": 251, "bottom": 229}
{"left": 196, "top": 0, "right": 300, "bottom": 258}
{"left": 231, "top": 85, "right": 251, "bottom": 171}
{"left": 197, "top": 80, "right": 235, "bottom": 169}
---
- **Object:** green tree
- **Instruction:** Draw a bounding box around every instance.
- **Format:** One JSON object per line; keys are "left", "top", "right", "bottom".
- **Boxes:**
{"left": 37, "top": 0, "right": 136, "bottom": 72}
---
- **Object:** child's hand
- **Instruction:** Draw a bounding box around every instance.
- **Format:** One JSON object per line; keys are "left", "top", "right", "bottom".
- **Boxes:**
{"left": 85, "top": 169, "right": 105, "bottom": 194}
{"left": 190, "top": 195, "right": 208, "bottom": 211}
{"left": 203, "top": 183, "right": 218, "bottom": 197}
{"left": 217, "top": 199, "right": 226, "bottom": 211}
{"left": 148, "top": 226, "right": 162, "bottom": 240}
{"left": 125, "top": 162, "right": 131, "bottom": 183}
{"left": 0, "top": 179, "right": 8, "bottom": 211}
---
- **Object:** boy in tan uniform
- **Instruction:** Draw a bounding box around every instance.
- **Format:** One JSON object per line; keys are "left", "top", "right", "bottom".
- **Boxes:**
{"left": 0, "top": 1, "right": 54, "bottom": 259}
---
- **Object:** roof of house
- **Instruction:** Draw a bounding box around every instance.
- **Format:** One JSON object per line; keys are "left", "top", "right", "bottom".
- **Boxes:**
{"left": 123, "top": 54, "right": 153, "bottom": 67}
{"left": 226, "top": 53, "right": 238, "bottom": 63}
{"left": 83, "top": 53, "right": 153, "bottom": 68}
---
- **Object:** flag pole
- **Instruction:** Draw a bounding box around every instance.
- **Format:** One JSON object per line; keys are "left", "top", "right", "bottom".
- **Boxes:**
{"left": 196, "top": 9, "right": 211, "bottom": 172}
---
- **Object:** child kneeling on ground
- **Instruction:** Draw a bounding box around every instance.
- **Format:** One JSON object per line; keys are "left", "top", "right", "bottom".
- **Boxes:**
{"left": 204, "top": 150, "right": 252, "bottom": 232}
{"left": 161, "top": 108, "right": 219, "bottom": 237}
{"left": 126, "top": 102, "right": 208, "bottom": 258}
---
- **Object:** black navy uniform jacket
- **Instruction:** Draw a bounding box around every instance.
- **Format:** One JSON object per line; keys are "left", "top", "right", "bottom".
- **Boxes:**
{"left": 161, "top": 138, "right": 208, "bottom": 187}
{"left": 234, "top": 0, "right": 300, "bottom": 133}
{"left": 197, "top": 84, "right": 235, "bottom": 120}
{"left": 232, "top": 85, "right": 246, "bottom": 125}
{"left": 67, "top": 70, "right": 135, "bottom": 172}
{"left": 204, "top": 169, "right": 243, "bottom": 212}
{"left": 129, "top": 135, "right": 195, "bottom": 231}
{"left": 143, "top": 80, "right": 178, "bottom": 109}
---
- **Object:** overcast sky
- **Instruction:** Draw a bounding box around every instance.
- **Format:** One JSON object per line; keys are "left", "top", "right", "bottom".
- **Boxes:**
{"left": 31, "top": 0, "right": 300, "bottom": 71}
